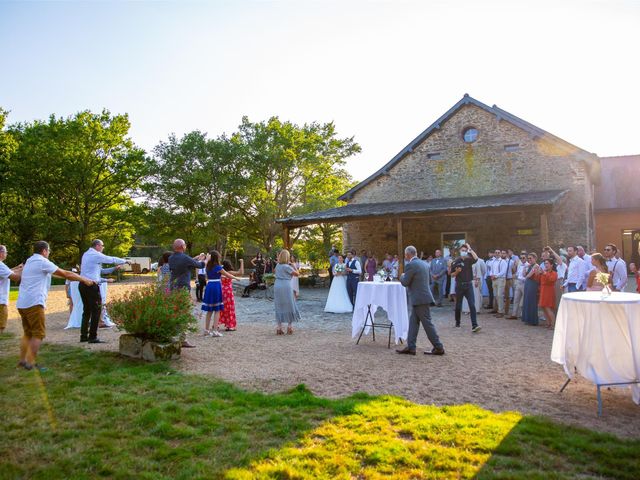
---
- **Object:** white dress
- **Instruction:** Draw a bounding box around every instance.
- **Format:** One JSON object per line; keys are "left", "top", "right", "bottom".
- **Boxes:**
{"left": 324, "top": 266, "right": 353, "bottom": 313}
{"left": 65, "top": 281, "right": 114, "bottom": 329}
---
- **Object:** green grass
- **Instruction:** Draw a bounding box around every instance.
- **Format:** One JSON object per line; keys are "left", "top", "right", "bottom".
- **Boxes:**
{"left": 0, "top": 336, "right": 638, "bottom": 480}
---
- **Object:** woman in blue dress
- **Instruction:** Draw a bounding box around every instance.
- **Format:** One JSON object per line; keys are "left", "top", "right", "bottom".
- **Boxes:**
{"left": 202, "top": 250, "right": 241, "bottom": 337}
{"left": 522, "top": 252, "right": 540, "bottom": 326}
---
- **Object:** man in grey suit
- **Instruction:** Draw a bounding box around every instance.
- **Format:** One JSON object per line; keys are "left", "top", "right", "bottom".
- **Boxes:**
{"left": 396, "top": 245, "right": 445, "bottom": 356}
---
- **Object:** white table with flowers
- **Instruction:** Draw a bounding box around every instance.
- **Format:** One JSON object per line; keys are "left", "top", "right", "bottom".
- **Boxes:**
{"left": 351, "top": 279, "right": 409, "bottom": 348}
{"left": 551, "top": 291, "right": 640, "bottom": 415}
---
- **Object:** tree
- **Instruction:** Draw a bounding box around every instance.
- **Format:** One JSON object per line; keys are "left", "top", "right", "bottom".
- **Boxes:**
{"left": 234, "top": 117, "right": 360, "bottom": 251}
{"left": 3, "top": 110, "right": 147, "bottom": 264}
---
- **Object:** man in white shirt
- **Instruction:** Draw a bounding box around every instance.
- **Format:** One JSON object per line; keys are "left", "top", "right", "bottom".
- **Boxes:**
{"left": 504, "top": 249, "right": 518, "bottom": 318}
{"left": 345, "top": 249, "right": 362, "bottom": 306}
{"left": 508, "top": 252, "right": 528, "bottom": 319}
{"left": 577, "top": 245, "right": 594, "bottom": 290}
{"left": 564, "top": 246, "right": 585, "bottom": 292}
{"left": 604, "top": 243, "right": 628, "bottom": 292}
{"left": 0, "top": 245, "right": 23, "bottom": 334}
{"left": 17, "top": 241, "right": 94, "bottom": 370}
{"left": 491, "top": 250, "right": 507, "bottom": 317}
{"left": 484, "top": 251, "right": 495, "bottom": 309}
{"left": 79, "top": 239, "right": 128, "bottom": 343}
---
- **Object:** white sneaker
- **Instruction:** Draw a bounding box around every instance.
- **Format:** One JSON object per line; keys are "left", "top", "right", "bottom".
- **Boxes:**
{"left": 203, "top": 330, "right": 211, "bottom": 336}
{"left": 211, "top": 330, "right": 223, "bottom": 337}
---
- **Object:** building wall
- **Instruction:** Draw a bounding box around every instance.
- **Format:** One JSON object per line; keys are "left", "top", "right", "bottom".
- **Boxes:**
{"left": 595, "top": 211, "right": 640, "bottom": 257}
{"left": 343, "top": 210, "right": 549, "bottom": 260}
{"left": 345, "top": 104, "right": 595, "bottom": 249}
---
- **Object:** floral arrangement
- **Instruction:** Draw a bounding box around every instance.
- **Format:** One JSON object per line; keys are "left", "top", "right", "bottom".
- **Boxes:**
{"left": 334, "top": 263, "right": 346, "bottom": 273}
{"left": 262, "top": 273, "right": 275, "bottom": 285}
{"left": 377, "top": 268, "right": 387, "bottom": 278}
{"left": 108, "top": 284, "right": 197, "bottom": 342}
{"left": 596, "top": 272, "right": 611, "bottom": 294}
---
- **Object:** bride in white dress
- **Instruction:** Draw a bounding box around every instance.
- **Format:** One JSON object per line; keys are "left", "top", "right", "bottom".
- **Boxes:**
{"left": 324, "top": 255, "right": 353, "bottom": 313}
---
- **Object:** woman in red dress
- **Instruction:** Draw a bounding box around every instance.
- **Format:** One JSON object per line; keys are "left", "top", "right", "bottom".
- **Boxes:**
{"left": 538, "top": 259, "right": 558, "bottom": 329}
{"left": 219, "top": 260, "right": 243, "bottom": 331}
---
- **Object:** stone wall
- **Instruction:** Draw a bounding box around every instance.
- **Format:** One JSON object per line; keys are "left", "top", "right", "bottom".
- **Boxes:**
{"left": 344, "top": 103, "right": 595, "bottom": 250}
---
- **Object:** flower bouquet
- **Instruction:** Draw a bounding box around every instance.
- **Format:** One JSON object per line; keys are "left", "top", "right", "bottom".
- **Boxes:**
{"left": 596, "top": 272, "right": 611, "bottom": 298}
{"left": 334, "top": 263, "right": 346, "bottom": 274}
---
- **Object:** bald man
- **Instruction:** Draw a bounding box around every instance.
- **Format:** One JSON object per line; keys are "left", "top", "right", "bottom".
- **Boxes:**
{"left": 168, "top": 239, "right": 206, "bottom": 292}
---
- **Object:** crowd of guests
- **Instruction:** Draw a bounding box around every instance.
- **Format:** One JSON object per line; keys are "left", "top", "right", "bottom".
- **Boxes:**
{"left": 435, "top": 242, "right": 635, "bottom": 330}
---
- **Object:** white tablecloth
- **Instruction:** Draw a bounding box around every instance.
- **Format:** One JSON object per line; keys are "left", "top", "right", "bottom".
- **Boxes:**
{"left": 351, "top": 281, "right": 408, "bottom": 344}
{"left": 551, "top": 291, "right": 640, "bottom": 404}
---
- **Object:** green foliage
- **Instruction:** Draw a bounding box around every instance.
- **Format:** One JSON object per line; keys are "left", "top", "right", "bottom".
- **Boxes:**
{"left": 0, "top": 109, "right": 147, "bottom": 265}
{"left": 0, "top": 343, "right": 638, "bottom": 479}
{"left": 108, "top": 284, "right": 196, "bottom": 342}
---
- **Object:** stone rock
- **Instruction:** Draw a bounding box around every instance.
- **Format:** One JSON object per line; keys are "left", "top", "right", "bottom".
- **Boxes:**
{"left": 119, "top": 334, "right": 181, "bottom": 361}
{"left": 141, "top": 339, "right": 181, "bottom": 361}
{"left": 119, "top": 334, "right": 144, "bottom": 359}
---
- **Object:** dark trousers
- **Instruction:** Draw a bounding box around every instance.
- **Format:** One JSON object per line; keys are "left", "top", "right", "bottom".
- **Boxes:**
{"left": 407, "top": 304, "right": 442, "bottom": 351}
{"left": 455, "top": 281, "right": 478, "bottom": 328}
{"left": 485, "top": 276, "right": 493, "bottom": 308}
{"left": 196, "top": 274, "right": 206, "bottom": 301}
{"left": 346, "top": 275, "right": 359, "bottom": 306}
{"left": 328, "top": 267, "right": 334, "bottom": 285}
{"left": 79, "top": 283, "right": 102, "bottom": 341}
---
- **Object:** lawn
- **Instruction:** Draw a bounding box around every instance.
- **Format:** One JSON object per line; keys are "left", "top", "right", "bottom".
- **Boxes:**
{"left": 1, "top": 334, "right": 638, "bottom": 479}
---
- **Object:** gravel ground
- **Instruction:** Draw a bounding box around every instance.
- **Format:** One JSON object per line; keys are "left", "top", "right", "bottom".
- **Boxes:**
{"left": 3, "top": 279, "right": 639, "bottom": 439}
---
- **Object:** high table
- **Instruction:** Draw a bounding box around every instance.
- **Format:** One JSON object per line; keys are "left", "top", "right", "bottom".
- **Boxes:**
{"left": 551, "top": 291, "right": 640, "bottom": 415}
{"left": 351, "top": 281, "right": 409, "bottom": 348}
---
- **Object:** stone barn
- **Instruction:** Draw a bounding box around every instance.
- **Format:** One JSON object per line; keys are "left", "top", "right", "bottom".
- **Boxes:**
{"left": 278, "top": 94, "right": 601, "bottom": 266}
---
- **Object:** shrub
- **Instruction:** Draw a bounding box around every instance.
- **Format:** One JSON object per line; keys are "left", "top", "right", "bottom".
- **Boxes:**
{"left": 108, "top": 284, "right": 197, "bottom": 342}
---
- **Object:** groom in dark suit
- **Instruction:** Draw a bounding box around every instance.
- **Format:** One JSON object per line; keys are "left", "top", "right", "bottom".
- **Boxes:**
{"left": 345, "top": 249, "right": 362, "bottom": 306}
{"left": 397, "top": 245, "right": 445, "bottom": 356}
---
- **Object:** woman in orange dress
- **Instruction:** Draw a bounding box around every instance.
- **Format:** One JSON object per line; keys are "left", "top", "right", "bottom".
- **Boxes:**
{"left": 538, "top": 259, "right": 558, "bottom": 329}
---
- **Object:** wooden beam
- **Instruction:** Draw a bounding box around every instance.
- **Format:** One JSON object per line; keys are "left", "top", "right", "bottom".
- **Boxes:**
{"left": 283, "top": 225, "right": 291, "bottom": 251}
{"left": 540, "top": 211, "right": 549, "bottom": 247}
{"left": 397, "top": 217, "right": 404, "bottom": 275}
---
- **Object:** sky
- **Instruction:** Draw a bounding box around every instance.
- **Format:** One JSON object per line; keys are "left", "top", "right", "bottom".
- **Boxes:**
{"left": 1, "top": 0, "right": 639, "bottom": 181}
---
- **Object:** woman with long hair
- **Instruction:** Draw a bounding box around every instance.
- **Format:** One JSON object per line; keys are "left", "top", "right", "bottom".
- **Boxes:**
{"left": 522, "top": 252, "right": 540, "bottom": 326}
{"left": 219, "top": 259, "right": 243, "bottom": 331}
{"left": 251, "top": 252, "right": 265, "bottom": 283}
{"left": 274, "top": 249, "right": 300, "bottom": 335}
{"left": 587, "top": 253, "right": 611, "bottom": 291}
{"left": 364, "top": 253, "right": 377, "bottom": 281}
{"left": 202, "top": 251, "right": 241, "bottom": 337}
{"left": 538, "top": 259, "right": 558, "bottom": 329}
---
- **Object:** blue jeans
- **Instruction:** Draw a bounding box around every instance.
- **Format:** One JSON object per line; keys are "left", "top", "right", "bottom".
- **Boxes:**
{"left": 455, "top": 281, "right": 478, "bottom": 328}
{"left": 568, "top": 283, "right": 578, "bottom": 293}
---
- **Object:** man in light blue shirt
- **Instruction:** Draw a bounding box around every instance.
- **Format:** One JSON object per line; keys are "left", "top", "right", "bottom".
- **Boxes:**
{"left": 79, "top": 239, "right": 128, "bottom": 343}
{"left": 430, "top": 249, "right": 447, "bottom": 307}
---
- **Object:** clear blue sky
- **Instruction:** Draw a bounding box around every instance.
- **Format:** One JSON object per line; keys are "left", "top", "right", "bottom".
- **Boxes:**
{"left": 1, "top": 0, "right": 638, "bottom": 180}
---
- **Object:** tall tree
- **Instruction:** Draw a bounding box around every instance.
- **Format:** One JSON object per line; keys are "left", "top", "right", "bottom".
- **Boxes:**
{"left": 4, "top": 110, "right": 147, "bottom": 264}
{"left": 234, "top": 117, "right": 360, "bottom": 251}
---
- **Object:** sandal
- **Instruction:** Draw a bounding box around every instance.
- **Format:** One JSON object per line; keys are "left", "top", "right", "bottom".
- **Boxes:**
{"left": 287, "top": 326, "right": 294, "bottom": 335}
{"left": 276, "top": 328, "right": 284, "bottom": 335}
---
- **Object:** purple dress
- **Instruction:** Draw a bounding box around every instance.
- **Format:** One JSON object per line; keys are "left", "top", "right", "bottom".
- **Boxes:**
{"left": 366, "top": 258, "right": 377, "bottom": 281}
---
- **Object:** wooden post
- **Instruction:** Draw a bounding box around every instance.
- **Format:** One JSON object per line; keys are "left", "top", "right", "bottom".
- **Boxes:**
{"left": 283, "top": 225, "right": 291, "bottom": 251}
{"left": 397, "top": 217, "right": 404, "bottom": 275}
{"left": 540, "top": 211, "right": 549, "bottom": 248}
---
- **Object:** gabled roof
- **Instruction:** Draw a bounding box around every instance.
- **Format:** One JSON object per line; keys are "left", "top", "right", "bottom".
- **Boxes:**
{"left": 278, "top": 190, "right": 567, "bottom": 227}
{"left": 339, "top": 94, "right": 599, "bottom": 201}
{"left": 594, "top": 154, "right": 640, "bottom": 211}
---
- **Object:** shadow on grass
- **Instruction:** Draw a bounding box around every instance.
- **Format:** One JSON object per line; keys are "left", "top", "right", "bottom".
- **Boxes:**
{"left": 0, "top": 339, "right": 373, "bottom": 480}
{"left": 1, "top": 336, "right": 639, "bottom": 480}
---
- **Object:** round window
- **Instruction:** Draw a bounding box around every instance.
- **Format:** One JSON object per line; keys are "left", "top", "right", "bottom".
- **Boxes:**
{"left": 463, "top": 127, "right": 478, "bottom": 143}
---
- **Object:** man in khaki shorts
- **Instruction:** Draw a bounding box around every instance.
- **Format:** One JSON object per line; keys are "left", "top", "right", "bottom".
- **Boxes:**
{"left": 16, "top": 241, "right": 94, "bottom": 371}
{"left": 0, "top": 245, "right": 24, "bottom": 334}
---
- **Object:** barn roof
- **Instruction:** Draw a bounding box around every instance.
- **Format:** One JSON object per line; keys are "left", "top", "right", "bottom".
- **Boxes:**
{"left": 339, "top": 94, "right": 599, "bottom": 201}
{"left": 278, "top": 189, "right": 567, "bottom": 227}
